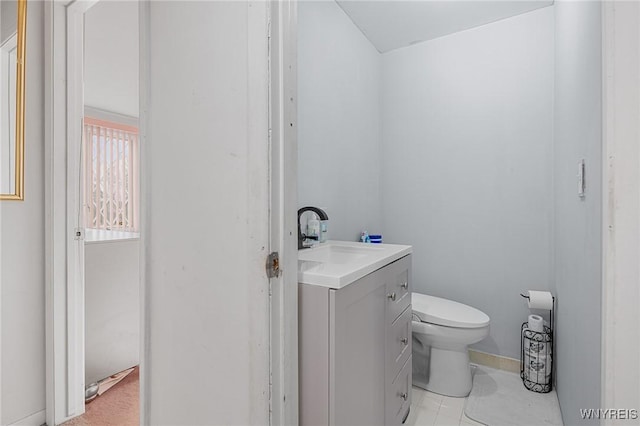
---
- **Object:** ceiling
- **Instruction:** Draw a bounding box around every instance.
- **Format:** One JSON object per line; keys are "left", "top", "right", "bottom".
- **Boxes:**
{"left": 335, "top": 0, "right": 554, "bottom": 53}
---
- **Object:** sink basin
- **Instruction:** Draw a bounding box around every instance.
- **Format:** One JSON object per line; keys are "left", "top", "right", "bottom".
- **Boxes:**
{"left": 298, "top": 240, "right": 412, "bottom": 289}
{"left": 300, "top": 244, "right": 376, "bottom": 264}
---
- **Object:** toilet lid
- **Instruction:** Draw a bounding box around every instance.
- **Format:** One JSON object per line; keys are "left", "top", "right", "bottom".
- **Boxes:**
{"left": 412, "top": 293, "right": 490, "bottom": 328}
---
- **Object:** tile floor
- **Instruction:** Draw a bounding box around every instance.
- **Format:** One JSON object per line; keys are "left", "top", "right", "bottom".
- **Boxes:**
{"left": 406, "top": 386, "right": 484, "bottom": 426}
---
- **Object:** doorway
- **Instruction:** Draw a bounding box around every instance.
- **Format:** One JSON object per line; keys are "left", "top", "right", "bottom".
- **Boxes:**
{"left": 45, "top": 1, "right": 142, "bottom": 424}
{"left": 74, "top": 2, "right": 140, "bottom": 423}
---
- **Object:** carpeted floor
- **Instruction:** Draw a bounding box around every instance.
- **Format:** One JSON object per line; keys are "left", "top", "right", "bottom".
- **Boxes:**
{"left": 63, "top": 367, "right": 139, "bottom": 426}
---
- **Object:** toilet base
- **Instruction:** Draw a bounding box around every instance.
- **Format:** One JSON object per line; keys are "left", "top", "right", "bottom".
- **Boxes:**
{"left": 415, "top": 346, "right": 472, "bottom": 397}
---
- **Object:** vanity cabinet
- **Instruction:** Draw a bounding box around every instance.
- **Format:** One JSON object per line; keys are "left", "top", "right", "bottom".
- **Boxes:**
{"left": 299, "top": 255, "right": 412, "bottom": 426}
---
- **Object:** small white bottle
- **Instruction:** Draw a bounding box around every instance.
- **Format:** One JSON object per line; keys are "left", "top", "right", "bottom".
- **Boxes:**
{"left": 319, "top": 220, "right": 328, "bottom": 243}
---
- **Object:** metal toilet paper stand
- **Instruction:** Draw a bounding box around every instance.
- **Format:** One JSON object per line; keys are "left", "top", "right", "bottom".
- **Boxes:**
{"left": 519, "top": 293, "right": 555, "bottom": 393}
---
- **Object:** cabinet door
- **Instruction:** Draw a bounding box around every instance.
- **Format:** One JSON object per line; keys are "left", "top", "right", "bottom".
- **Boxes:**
{"left": 386, "top": 305, "right": 412, "bottom": 386}
{"left": 386, "top": 356, "right": 412, "bottom": 426}
{"left": 330, "top": 269, "right": 387, "bottom": 426}
{"left": 385, "top": 256, "right": 412, "bottom": 324}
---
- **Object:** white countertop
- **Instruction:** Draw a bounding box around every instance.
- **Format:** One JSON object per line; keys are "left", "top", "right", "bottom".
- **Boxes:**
{"left": 298, "top": 240, "right": 412, "bottom": 289}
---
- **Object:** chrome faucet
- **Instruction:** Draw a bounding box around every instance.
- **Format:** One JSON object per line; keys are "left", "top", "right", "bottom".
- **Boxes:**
{"left": 298, "top": 206, "right": 329, "bottom": 249}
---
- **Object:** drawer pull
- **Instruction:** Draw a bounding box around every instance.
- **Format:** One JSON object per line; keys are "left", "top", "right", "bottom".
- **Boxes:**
{"left": 387, "top": 292, "right": 396, "bottom": 301}
{"left": 400, "top": 282, "right": 408, "bottom": 290}
{"left": 400, "top": 392, "right": 408, "bottom": 401}
{"left": 400, "top": 337, "right": 408, "bottom": 345}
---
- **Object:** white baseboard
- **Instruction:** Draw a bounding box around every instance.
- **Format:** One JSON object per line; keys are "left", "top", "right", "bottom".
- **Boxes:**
{"left": 9, "top": 410, "right": 46, "bottom": 426}
{"left": 469, "top": 349, "right": 520, "bottom": 374}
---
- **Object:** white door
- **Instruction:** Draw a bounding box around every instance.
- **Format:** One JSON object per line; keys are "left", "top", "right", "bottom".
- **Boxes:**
{"left": 142, "top": 2, "right": 278, "bottom": 424}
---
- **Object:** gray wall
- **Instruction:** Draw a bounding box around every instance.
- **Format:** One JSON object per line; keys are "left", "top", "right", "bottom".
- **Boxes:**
{"left": 1, "top": 1, "right": 17, "bottom": 45}
{"left": 298, "top": 1, "right": 382, "bottom": 241}
{"left": 381, "top": 7, "right": 554, "bottom": 359}
{"left": 85, "top": 239, "right": 139, "bottom": 385}
{"left": 84, "top": 0, "right": 139, "bottom": 117}
{"left": 553, "top": 1, "right": 602, "bottom": 424}
{"left": 1, "top": 1, "right": 46, "bottom": 424}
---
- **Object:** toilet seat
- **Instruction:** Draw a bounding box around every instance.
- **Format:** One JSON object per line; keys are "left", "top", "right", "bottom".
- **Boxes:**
{"left": 412, "top": 293, "right": 490, "bottom": 329}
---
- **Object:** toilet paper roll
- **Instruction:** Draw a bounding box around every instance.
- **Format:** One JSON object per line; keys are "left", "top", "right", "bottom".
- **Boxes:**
{"left": 525, "top": 366, "right": 551, "bottom": 384}
{"left": 526, "top": 291, "right": 554, "bottom": 310}
{"left": 525, "top": 351, "right": 549, "bottom": 365}
{"left": 524, "top": 339, "right": 548, "bottom": 354}
{"left": 524, "top": 352, "right": 552, "bottom": 384}
{"left": 528, "top": 314, "right": 544, "bottom": 333}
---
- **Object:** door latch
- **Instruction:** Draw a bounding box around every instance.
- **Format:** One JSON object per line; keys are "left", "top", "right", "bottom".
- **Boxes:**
{"left": 266, "top": 252, "right": 280, "bottom": 278}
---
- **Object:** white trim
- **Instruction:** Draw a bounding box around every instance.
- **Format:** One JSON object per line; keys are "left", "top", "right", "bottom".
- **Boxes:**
{"left": 601, "top": 2, "right": 611, "bottom": 415}
{"left": 44, "top": 2, "right": 54, "bottom": 423}
{"left": 268, "top": 0, "right": 298, "bottom": 424}
{"left": 0, "top": 93, "right": 3, "bottom": 426}
{"left": 0, "top": 12, "right": 2, "bottom": 414}
{"left": 8, "top": 410, "right": 46, "bottom": 426}
{"left": 45, "top": 2, "right": 73, "bottom": 424}
{"left": 45, "top": 1, "right": 87, "bottom": 422}
{"left": 138, "top": 0, "right": 150, "bottom": 423}
{"left": 65, "top": 2, "right": 87, "bottom": 417}
{"left": 0, "top": 0, "right": 3, "bottom": 396}
{"left": 601, "top": 1, "right": 640, "bottom": 420}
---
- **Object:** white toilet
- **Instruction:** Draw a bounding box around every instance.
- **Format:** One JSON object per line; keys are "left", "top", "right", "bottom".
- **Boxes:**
{"left": 412, "top": 292, "right": 490, "bottom": 397}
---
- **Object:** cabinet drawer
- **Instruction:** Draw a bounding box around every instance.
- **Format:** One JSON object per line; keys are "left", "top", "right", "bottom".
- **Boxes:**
{"left": 385, "top": 256, "right": 411, "bottom": 324}
{"left": 386, "top": 305, "right": 412, "bottom": 385}
{"left": 385, "top": 355, "right": 412, "bottom": 426}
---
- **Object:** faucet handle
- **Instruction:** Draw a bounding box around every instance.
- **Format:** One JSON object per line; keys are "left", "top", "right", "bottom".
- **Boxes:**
{"left": 301, "top": 233, "right": 319, "bottom": 248}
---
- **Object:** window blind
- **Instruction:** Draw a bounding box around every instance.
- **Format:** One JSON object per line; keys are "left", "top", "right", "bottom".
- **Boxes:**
{"left": 83, "top": 117, "right": 139, "bottom": 232}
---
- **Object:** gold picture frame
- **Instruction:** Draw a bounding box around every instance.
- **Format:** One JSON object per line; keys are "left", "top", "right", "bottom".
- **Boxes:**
{"left": 0, "top": 0, "right": 26, "bottom": 200}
